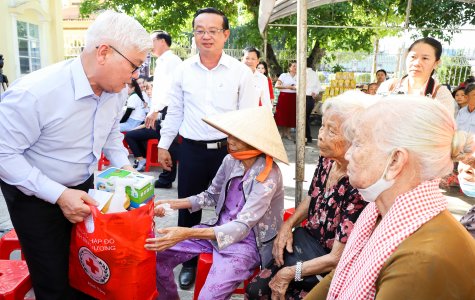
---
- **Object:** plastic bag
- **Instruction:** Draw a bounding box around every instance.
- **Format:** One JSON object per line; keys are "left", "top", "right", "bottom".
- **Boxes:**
{"left": 69, "top": 201, "right": 158, "bottom": 300}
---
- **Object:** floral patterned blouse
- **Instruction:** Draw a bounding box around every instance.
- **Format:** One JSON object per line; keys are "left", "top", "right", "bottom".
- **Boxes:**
{"left": 305, "top": 156, "right": 367, "bottom": 253}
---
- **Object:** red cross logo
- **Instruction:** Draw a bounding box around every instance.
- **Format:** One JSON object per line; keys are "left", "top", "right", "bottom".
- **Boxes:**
{"left": 86, "top": 258, "right": 99, "bottom": 274}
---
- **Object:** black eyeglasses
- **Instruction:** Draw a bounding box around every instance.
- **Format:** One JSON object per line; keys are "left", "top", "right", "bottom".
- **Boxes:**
{"left": 97, "top": 45, "right": 142, "bottom": 74}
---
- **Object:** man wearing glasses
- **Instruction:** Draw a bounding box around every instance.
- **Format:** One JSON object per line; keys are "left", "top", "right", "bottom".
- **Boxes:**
{"left": 157, "top": 7, "right": 259, "bottom": 291}
{"left": 0, "top": 11, "right": 151, "bottom": 299}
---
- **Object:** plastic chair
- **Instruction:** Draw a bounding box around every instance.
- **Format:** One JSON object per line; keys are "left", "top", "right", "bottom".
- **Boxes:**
{"left": 0, "top": 230, "right": 24, "bottom": 260}
{"left": 145, "top": 139, "right": 161, "bottom": 172}
{"left": 193, "top": 253, "right": 260, "bottom": 300}
{"left": 0, "top": 259, "right": 32, "bottom": 300}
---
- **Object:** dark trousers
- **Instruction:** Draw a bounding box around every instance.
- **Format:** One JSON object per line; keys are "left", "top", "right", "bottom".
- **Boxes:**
{"left": 177, "top": 138, "right": 227, "bottom": 268}
{"left": 1, "top": 176, "right": 96, "bottom": 300}
{"left": 306, "top": 96, "right": 316, "bottom": 142}
{"left": 124, "top": 120, "right": 178, "bottom": 184}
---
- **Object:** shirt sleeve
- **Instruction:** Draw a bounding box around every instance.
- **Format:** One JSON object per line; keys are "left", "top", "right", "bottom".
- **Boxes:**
{"left": 260, "top": 75, "right": 272, "bottom": 110}
{"left": 103, "top": 90, "right": 130, "bottom": 168}
{"left": 238, "top": 67, "right": 260, "bottom": 109}
{"left": 152, "top": 55, "right": 182, "bottom": 112}
{"left": 213, "top": 164, "right": 281, "bottom": 250}
{"left": 158, "top": 66, "right": 185, "bottom": 150}
{"left": 0, "top": 89, "right": 67, "bottom": 203}
{"left": 188, "top": 155, "right": 230, "bottom": 212}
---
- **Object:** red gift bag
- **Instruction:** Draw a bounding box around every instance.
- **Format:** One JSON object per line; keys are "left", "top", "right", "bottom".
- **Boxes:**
{"left": 69, "top": 201, "right": 158, "bottom": 300}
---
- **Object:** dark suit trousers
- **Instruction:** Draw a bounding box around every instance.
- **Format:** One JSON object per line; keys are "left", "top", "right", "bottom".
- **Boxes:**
{"left": 125, "top": 122, "right": 178, "bottom": 184}
{"left": 1, "top": 176, "right": 96, "bottom": 300}
{"left": 177, "top": 138, "right": 227, "bottom": 268}
{"left": 306, "top": 96, "right": 316, "bottom": 141}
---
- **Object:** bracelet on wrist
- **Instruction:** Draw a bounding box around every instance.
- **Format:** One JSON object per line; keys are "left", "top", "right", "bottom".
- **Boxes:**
{"left": 294, "top": 261, "right": 304, "bottom": 282}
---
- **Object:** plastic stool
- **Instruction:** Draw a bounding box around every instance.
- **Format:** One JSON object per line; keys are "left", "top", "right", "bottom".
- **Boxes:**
{"left": 0, "top": 230, "right": 24, "bottom": 260}
{"left": 0, "top": 259, "right": 32, "bottom": 300}
{"left": 193, "top": 253, "right": 259, "bottom": 300}
{"left": 145, "top": 139, "right": 161, "bottom": 172}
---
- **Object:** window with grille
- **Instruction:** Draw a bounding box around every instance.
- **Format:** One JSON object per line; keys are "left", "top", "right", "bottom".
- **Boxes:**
{"left": 17, "top": 21, "right": 41, "bottom": 74}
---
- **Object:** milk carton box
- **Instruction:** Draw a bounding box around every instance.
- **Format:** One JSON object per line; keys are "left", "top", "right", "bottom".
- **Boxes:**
{"left": 96, "top": 168, "right": 154, "bottom": 208}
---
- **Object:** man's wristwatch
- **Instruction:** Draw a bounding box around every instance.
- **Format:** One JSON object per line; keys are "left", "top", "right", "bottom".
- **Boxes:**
{"left": 294, "top": 261, "right": 304, "bottom": 282}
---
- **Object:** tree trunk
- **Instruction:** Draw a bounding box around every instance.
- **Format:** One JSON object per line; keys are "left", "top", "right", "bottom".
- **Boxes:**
{"left": 266, "top": 42, "right": 283, "bottom": 78}
{"left": 308, "top": 39, "right": 326, "bottom": 70}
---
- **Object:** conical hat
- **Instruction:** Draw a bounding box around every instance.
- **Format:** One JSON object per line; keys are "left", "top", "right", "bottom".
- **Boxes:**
{"left": 203, "top": 107, "right": 289, "bottom": 164}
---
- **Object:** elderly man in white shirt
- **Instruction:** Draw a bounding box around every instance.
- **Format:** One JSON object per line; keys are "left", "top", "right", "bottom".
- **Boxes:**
{"left": 157, "top": 7, "right": 259, "bottom": 289}
{"left": 241, "top": 46, "right": 272, "bottom": 110}
{"left": 0, "top": 11, "right": 150, "bottom": 299}
{"left": 306, "top": 58, "right": 322, "bottom": 144}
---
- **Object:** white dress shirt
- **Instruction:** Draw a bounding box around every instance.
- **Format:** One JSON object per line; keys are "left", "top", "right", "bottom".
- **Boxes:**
{"left": 151, "top": 50, "right": 183, "bottom": 112}
{"left": 252, "top": 71, "right": 272, "bottom": 110}
{"left": 306, "top": 68, "right": 322, "bottom": 96}
{"left": 457, "top": 106, "right": 475, "bottom": 135}
{"left": 0, "top": 57, "right": 129, "bottom": 204}
{"left": 278, "top": 73, "right": 297, "bottom": 93}
{"left": 158, "top": 52, "right": 259, "bottom": 149}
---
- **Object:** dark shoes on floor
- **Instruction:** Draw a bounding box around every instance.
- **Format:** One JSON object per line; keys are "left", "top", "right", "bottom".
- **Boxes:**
{"left": 178, "top": 266, "right": 196, "bottom": 290}
{"left": 154, "top": 181, "right": 172, "bottom": 189}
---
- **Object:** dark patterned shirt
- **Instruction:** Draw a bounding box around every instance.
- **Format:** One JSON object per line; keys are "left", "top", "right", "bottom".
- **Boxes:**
{"left": 306, "top": 156, "right": 367, "bottom": 252}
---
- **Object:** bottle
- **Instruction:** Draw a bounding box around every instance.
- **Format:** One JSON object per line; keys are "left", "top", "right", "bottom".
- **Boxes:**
{"left": 107, "top": 178, "right": 134, "bottom": 213}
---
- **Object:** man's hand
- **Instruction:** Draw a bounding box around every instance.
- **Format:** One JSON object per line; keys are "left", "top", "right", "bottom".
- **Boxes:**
{"left": 56, "top": 188, "right": 98, "bottom": 223}
{"left": 158, "top": 148, "right": 172, "bottom": 171}
{"left": 145, "top": 111, "right": 159, "bottom": 129}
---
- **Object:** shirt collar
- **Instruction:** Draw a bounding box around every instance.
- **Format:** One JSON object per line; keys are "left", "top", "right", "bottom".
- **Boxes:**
{"left": 71, "top": 57, "right": 95, "bottom": 101}
{"left": 158, "top": 49, "right": 172, "bottom": 62}
{"left": 193, "top": 51, "right": 232, "bottom": 70}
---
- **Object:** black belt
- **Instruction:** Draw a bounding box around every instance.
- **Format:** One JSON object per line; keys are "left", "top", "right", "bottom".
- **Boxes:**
{"left": 182, "top": 137, "right": 227, "bottom": 149}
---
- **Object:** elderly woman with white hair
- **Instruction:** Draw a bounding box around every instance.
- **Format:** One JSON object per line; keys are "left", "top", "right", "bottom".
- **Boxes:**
{"left": 306, "top": 95, "right": 475, "bottom": 300}
{"left": 246, "top": 92, "right": 370, "bottom": 300}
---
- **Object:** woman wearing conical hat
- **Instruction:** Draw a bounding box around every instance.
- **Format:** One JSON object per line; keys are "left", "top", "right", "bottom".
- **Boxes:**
{"left": 145, "top": 106, "right": 288, "bottom": 300}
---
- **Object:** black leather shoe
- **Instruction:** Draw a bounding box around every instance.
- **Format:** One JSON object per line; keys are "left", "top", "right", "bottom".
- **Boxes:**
{"left": 178, "top": 267, "right": 196, "bottom": 290}
{"left": 154, "top": 181, "right": 172, "bottom": 189}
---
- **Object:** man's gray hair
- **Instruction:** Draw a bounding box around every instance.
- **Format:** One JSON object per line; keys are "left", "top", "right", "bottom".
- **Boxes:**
{"left": 363, "top": 95, "right": 474, "bottom": 180}
{"left": 84, "top": 10, "right": 151, "bottom": 53}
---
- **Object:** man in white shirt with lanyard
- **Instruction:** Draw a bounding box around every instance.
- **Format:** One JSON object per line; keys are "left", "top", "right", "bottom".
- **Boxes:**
{"left": 157, "top": 7, "right": 259, "bottom": 289}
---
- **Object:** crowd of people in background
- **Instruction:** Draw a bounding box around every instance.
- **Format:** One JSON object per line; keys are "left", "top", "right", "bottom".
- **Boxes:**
{"left": 2, "top": 6, "right": 475, "bottom": 300}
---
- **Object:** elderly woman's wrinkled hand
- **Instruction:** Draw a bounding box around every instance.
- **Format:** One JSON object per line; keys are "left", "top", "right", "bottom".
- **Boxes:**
{"left": 269, "top": 267, "right": 294, "bottom": 300}
{"left": 153, "top": 200, "right": 175, "bottom": 217}
{"left": 144, "top": 227, "right": 188, "bottom": 252}
{"left": 272, "top": 223, "right": 294, "bottom": 266}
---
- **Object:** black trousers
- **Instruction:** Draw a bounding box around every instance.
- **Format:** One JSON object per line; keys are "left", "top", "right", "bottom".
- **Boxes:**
{"left": 1, "top": 176, "right": 96, "bottom": 300}
{"left": 177, "top": 138, "right": 227, "bottom": 268}
{"left": 306, "top": 96, "right": 316, "bottom": 142}
{"left": 124, "top": 119, "right": 178, "bottom": 184}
